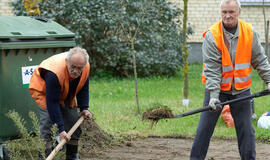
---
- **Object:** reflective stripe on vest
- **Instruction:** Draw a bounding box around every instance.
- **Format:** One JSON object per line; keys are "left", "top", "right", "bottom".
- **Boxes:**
{"left": 202, "top": 19, "right": 253, "bottom": 91}
{"left": 202, "top": 64, "right": 206, "bottom": 84}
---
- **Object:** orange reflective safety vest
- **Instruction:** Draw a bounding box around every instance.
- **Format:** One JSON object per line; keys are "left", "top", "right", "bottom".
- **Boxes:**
{"left": 29, "top": 52, "right": 90, "bottom": 109}
{"left": 202, "top": 19, "right": 253, "bottom": 91}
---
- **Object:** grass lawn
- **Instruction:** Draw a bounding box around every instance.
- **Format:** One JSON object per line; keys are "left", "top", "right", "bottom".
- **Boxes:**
{"left": 89, "top": 64, "right": 270, "bottom": 141}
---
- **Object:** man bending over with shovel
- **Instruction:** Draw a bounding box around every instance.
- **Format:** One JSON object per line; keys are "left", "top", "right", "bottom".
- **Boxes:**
{"left": 29, "top": 46, "right": 92, "bottom": 160}
{"left": 191, "top": 0, "right": 270, "bottom": 159}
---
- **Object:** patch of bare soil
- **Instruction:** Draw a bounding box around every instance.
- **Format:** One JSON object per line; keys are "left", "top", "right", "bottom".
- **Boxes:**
{"left": 78, "top": 120, "right": 270, "bottom": 160}
{"left": 81, "top": 136, "right": 270, "bottom": 160}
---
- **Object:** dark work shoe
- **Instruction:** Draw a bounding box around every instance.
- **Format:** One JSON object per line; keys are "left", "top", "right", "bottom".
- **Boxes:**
{"left": 66, "top": 153, "right": 80, "bottom": 160}
{"left": 66, "top": 144, "right": 79, "bottom": 160}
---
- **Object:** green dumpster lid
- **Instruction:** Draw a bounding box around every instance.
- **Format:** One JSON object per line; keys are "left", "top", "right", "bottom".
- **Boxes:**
{"left": 0, "top": 16, "right": 76, "bottom": 49}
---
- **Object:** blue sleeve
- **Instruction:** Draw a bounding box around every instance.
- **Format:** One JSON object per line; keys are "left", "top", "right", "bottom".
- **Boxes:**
{"left": 42, "top": 70, "right": 65, "bottom": 132}
{"left": 76, "top": 77, "right": 89, "bottom": 111}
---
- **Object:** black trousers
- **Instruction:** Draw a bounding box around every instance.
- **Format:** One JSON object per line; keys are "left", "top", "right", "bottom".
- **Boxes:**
{"left": 190, "top": 89, "right": 255, "bottom": 160}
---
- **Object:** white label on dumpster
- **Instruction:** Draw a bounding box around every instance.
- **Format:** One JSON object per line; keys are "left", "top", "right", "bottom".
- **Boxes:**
{"left": 21, "top": 65, "right": 37, "bottom": 88}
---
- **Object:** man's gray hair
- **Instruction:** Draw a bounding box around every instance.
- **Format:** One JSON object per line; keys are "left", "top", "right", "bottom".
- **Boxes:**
{"left": 220, "top": 0, "right": 241, "bottom": 10}
{"left": 66, "top": 46, "right": 89, "bottom": 65}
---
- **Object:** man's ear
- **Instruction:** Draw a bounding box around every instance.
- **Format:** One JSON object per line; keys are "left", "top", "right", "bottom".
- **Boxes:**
{"left": 239, "top": 8, "right": 241, "bottom": 15}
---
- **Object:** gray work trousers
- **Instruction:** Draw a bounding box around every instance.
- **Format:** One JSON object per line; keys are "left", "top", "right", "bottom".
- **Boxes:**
{"left": 190, "top": 89, "right": 255, "bottom": 160}
{"left": 39, "top": 106, "right": 82, "bottom": 143}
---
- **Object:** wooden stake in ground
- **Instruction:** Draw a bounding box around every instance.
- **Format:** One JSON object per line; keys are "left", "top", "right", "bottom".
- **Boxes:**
{"left": 182, "top": 0, "right": 189, "bottom": 106}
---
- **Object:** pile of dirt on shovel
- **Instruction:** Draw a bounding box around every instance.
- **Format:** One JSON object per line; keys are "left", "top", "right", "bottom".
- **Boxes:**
{"left": 142, "top": 106, "right": 174, "bottom": 122}
{"left": 79, "top": 120, "right": 115, "bottom": 158}
{"left": 142, "top": 105, "right": 174, "bottom": 129}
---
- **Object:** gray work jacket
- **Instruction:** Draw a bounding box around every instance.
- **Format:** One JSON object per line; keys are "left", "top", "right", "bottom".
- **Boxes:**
{"left": 202, "top": 21, "right": 270, "bottom": 99}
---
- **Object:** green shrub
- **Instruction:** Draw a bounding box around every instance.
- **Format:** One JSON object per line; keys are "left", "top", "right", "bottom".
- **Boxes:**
{"left": 11, "top": 0, "right": 193, "bottom": 77}
{"left": 5, "top": 111, "right": 43, "bottom": 159}
{"left": 5, "top": 111, "right": 63, "bottom": 159}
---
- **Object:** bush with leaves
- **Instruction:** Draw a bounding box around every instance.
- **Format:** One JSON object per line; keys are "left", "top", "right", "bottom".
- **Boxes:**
{"left": 6, "top": 110, "right": 63, "bottom": 159}
{"left": 11, "top": 0, "right": 193, "bottom": 77}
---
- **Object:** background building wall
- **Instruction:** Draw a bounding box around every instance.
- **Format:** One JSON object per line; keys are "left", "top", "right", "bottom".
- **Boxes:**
{"left": 1, "top": 0, "right": 269, "bottom": 63}
{"left": 170, "top": 0, "right": 270, "bottom": 43}
{"left": 0, "top": 0, "right": 14, "bottom": 16}
{"left": 169, "top": 0, "right": 270, "bottom": 63}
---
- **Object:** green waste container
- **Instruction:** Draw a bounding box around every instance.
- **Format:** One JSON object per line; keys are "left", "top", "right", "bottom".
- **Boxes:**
{"left": 0, "top": 16, "right": 76, "bottom": 143}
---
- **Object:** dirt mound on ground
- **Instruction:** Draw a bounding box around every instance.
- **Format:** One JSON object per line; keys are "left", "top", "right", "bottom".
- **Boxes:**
{"left": 79, "top": 120, "right": 114, "bottom": 158}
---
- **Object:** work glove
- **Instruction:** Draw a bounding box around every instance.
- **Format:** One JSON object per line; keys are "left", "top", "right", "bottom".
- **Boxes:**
{"left": 209, "top": 98, "right": 222, "bottom": 112}
{"left": 268, "top": 83, "right": 270, "bottom": 91}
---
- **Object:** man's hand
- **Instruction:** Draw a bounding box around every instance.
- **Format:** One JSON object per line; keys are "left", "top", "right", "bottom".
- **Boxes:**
{"left": 209, "top": 98, "right": 222, "bottom": 111}
{"left": 267, "top": 83, "right": 270, "bottom": 91}
{"left": 59, "top": 131, "right": 71, "bottom": 142}
{"left": 81, "top": 110, "right": 93, "bottom": 120}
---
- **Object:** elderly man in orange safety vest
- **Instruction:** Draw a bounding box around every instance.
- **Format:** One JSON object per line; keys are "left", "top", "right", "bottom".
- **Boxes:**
{"left": 29, "top": 47, "right": 92, "bottom": 160}
{"left": 191, "top": 0, "right": 270, "bottom": 160}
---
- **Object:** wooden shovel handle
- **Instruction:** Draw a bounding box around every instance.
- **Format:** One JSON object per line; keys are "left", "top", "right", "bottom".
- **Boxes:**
{"left": 46, "top": 116, "right": 84, "bottom": 160}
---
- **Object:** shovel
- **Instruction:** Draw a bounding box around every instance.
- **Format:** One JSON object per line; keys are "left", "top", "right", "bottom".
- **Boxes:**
{"left": 46, "top": 116, "right": 84, "bottom": 160}
{"left": 174, "top": 90, "right": 270, "bottom": 118}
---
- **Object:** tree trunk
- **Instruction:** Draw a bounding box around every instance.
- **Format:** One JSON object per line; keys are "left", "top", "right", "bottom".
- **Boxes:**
{"left": 182, "top": 0, "right": 189, "bottom": 101}
{"left": 130, "top": 38, "right": 141, "bottom": 114}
